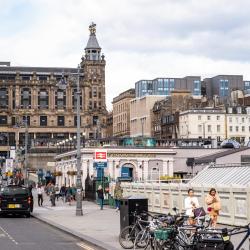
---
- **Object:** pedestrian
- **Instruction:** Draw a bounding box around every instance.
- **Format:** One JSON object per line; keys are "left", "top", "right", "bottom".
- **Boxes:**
{"left": 96, "top": 185, "right": 104, "bottom": 210}
{"left": 37, "top": 184, "right": 44, "bottom": 206}
{"left": 66, "top": 186, "right": 73, "bottom": 205}
{"left": 114, "top": 181, "right": 123, "bottom": 212}
{"left": 60, "top": 185, "right": 66, "bottom": 201}
{"left": 184, "top": 188, "right": 199, "bottom": 225}
{"left": 49, "top": 182, "right": 56, "bottom": 206}
{"left": 55, "top": 184, "right": 60, "bottom": 201}
{"left": 72, "top": 184, "right": 77, "bottom": 201}
{"left": 205, "top": 188, "right": 221, "bottom": 228}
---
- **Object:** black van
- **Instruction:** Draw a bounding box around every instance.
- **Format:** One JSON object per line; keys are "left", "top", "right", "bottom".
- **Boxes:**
{"left": 0, "top": 185, "right": 33, "bottom": 217}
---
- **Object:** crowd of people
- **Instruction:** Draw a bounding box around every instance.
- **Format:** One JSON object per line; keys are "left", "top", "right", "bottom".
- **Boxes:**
{"left": 34, "top": 181, "right": 221, "bottom": 228}
{"left": 35, "top": 182, "right": 78, "bottom": 207}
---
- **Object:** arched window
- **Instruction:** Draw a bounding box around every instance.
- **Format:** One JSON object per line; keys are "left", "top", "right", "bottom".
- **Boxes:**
{"left": 55, "top": 89, "right": 66, "bottom": 109}
{"left": 0, "top": 87, "right": 8, "bottom": 108}
{"left": 21, "top": 88, "right": 31, "bottom": 109}
{"left": 38, "top": 89, "right": 48, "bottom": 109}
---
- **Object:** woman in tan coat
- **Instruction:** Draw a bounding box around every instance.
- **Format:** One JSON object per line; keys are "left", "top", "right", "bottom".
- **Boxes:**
{"left": 205, "top": 188, "right": 221, "bottom": 228}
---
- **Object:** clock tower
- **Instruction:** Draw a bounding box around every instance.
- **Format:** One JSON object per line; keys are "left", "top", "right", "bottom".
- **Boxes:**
{"left": 81, "top": 23, "right": 107, "bottom": 139}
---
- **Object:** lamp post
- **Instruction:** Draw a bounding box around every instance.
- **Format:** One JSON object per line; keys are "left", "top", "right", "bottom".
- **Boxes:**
{"left": 58, "top": 65, "right": 83, "bottom": 216}
{"left": 24, "top": 116, "right": 28, "bottom": 182}
{"left": 75, "top": 65, "right": 83, "bottom": 216}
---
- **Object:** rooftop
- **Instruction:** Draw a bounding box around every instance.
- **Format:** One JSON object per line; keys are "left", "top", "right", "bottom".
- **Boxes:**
{"left": 189, "top": 163, "right": 250, "bottom": 187}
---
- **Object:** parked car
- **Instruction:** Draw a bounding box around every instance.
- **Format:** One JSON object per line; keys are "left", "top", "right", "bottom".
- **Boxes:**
{"left": 0, "top": 185, "right": 33, "bottom": 217}
{"left": 221, "top": 139, "right": 240, "bottom": 149}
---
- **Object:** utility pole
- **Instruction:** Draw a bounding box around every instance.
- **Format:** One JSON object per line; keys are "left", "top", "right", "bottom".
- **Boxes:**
{"left": 75, "top": 65, "right": 83, "bottom": 216}
{"left": 58, "top": 65, "right": 83, "bottom": 216}
{"left": 24, "top": 116, "right": 28, "bottom": 183}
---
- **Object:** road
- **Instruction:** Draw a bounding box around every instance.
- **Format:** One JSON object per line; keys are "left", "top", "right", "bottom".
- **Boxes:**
{"left": 0, "top": 216, "right": 100, "bottom": 250}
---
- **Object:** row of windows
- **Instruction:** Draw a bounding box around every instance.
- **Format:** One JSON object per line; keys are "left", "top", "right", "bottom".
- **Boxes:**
{"left": 0, "top": 87, "right": 103, "bottom": 109}
{"left": 113, "top": 102, "right": 129, "bottom": 114}
{"left": 114, "top": 123, "right": 128, "bottom": 133}
{"left": 113, "top": 113, "right": 127, "bottom": 123}
{"left": 135, "top": 79, "right": 201, "bottom": 97}
{"left": 228, "top": 117, "right": 250, "bottom": 123}
{"left": 228, "top": 126, "right": 250, "bottom": 133}
{"left": 197, "top": 124, "right": 221, "bottom": 133}
{"left": 0, "top": 115, "right": 100, "bottom": 127}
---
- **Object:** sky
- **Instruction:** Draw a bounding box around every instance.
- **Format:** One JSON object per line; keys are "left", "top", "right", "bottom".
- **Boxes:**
{"left": 1, "top": 0, "right": 250, "bottom": 110}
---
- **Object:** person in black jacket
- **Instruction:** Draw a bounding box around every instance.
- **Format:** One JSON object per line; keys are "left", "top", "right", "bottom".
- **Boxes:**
{"left": 96, "top": 185, "right": 104, "bottom": 210}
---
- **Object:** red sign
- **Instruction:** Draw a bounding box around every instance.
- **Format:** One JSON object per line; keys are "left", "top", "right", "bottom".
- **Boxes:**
{"left": 94, "top": 150, "right": 107, "bottom": 162}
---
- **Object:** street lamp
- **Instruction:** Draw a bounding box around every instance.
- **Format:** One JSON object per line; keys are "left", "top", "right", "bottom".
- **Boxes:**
{"left": 58, "top": 65, "right": 83, "bottom": 216}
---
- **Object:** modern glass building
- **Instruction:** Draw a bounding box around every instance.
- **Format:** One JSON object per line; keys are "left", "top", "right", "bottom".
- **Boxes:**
{"left": 135, "top": 76, "right": 201, "bottom": 98}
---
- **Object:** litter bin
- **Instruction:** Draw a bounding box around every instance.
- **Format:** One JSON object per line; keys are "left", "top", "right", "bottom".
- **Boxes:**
{"left": 120, "top": 196, "right": 148, "bottom": 232}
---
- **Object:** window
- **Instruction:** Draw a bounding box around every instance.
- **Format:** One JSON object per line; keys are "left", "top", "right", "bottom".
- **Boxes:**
{"left": 242, "top": 126, "right": 245, "bottom": 132}
{"left": 74, "top": 116, "right": 81, "bottom": 127}
{"left": 217, "top": 125, "right": 220, "bottom": 132}
{"left": 198, "top": 116, "right": 201, "bottom": 120}
{"left": 207, "top": 116, "right": 211, "bottom": 120}
{"left": 57, "top": 116, "right": 65, "bottom": 126}
{"left": 55, "top": 90, "right": 66, "bottom": 109}
{"left": 0, "top": 88, "right": 8, "bottom": 108}
{"left": 219, "top": 79, "right": 229, "bottom": 97}
{"left": 235, "top": 126, "right": 239, "bottom": 132}
{"left": 229, "top": 126, "right": 233, "bottom": 132}
{"left": 198, "top": 125, "right": 202, "bottom": 133}
{"left": 98, "top": 92, "right": 101, "bottom": 99}
{"left": 217, "top": 116, "right": 220, "bottom": 121}
{"left": 93, "top": 87, "right": 97, "bottom": 97}
{"left": 22, "top": 116, "right": 30, "bottom": 126}
{"left": 40, "top": 116, "right": 47, "bottom": 126}
{"left": 11, "top": 117, "right": 16, "bottom": 126}
{"left": 89, "top": 101, "right": 92, "bottom": 110}
{"left": 207, "top": 125, "right": 211, "bottom": 132}
{"left": 0, "top": 115, "right": 7, "bottom": 125}
{"left": 229, "top": 117, "right": 232, "bottom": 123}
{"left": 89, "top": 91, "right": 92, "bottom": 98}
{"left": 38, "top": 89, "right": 48, "bottom": 109}
{"left": 93, "top": 116, "right": 99, "bottom": 125}
{"left": 242, "top": 117, "right": 245, "bottom": 123}
{"left": 72, "top": 89, "right": 82, "bottom": 110}
{"left": 193, "top": 80, "right": 201, "bottom": 96}
{"left": 21, "top": 88, "right": 31, "bottom": 109}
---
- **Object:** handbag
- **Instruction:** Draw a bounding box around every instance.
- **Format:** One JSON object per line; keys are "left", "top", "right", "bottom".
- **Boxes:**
{"left": 213, "top": 202, "right": 221, "bottom": 211}
{"left": 193, "top": 207, "right": 206, "bottom": 217}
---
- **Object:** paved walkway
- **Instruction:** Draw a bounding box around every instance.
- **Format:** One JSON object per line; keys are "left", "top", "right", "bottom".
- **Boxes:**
{"left": 32, "top": 192, "right": 249, "bottom": 250}
{"left": 32, "top": 193, "right": 123, "bottom": 250}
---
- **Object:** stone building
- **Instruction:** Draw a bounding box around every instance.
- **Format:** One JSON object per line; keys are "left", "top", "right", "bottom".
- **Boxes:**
{"left": 112, "top": 88, "right": 135, "bottom": 137}
{"left": 106, "top": 111, "right": 113, "bottom": 138}
{"left": 0, "top": 23, "right": 107, "bottom": 158}
{"left": 152, "top": 90, "right": 205, "bottom": 139}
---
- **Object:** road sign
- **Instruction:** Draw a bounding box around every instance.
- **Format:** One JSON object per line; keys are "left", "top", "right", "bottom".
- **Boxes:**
{"left": 94, "top": 162, "right": 107, "bottom": 168}
{"left": 94, "top": 150, "right": 107, "bottom": 162}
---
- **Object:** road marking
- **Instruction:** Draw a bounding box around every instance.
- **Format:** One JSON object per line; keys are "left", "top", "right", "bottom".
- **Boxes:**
{"left": 76, "top": 242, "right": 96, "bottom": 250}
{"left": 0, "top": 226, "right": 19, "bottom": 245}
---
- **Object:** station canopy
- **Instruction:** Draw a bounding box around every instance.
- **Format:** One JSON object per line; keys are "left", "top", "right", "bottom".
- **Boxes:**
{"left": 189, "top": 164, "right": 250, "bottom": 187}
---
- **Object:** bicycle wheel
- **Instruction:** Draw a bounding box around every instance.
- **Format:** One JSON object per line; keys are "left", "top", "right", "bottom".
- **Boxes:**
{"left": 119, "top": 225, "right": 139, "bottom": 249}
{"left": 133, "top": 230, "right": 150, "bottom": 249}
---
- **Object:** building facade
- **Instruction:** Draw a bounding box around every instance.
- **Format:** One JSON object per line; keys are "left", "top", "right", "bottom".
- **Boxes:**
{"left": 204, "top": 75, "right": 244, "bottom": 101}
{"left": 226, "top": 106, "right": 250, "bottom": 143}
{"left": 179, "top": 108, "right": 226, "bottom": 141}
{"left": 55, "top": 147, "right": 176, "bottom": 187}
{"left": 135, "top": 76, "right": 201, "bottom": 98}
{"left": 112, "top": 88, "right": 135, "bottom": 137}
{"left": 152, "top": 90, "right": 206, "bottom": 140}
{"left": 130, "top": 95, "right": 165, "bottom": 137}
{"left": 0, "top": 23, "right": 107, "bottom": 158}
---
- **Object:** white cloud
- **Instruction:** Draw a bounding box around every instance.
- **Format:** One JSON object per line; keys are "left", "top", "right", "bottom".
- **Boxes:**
{"left": 1, "top": 0, "right": 250, "bottom": 109}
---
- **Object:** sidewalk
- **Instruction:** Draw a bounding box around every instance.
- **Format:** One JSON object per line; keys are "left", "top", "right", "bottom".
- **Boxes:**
{"left": 32, "top": 193, "right": 123, "bottom": 250}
